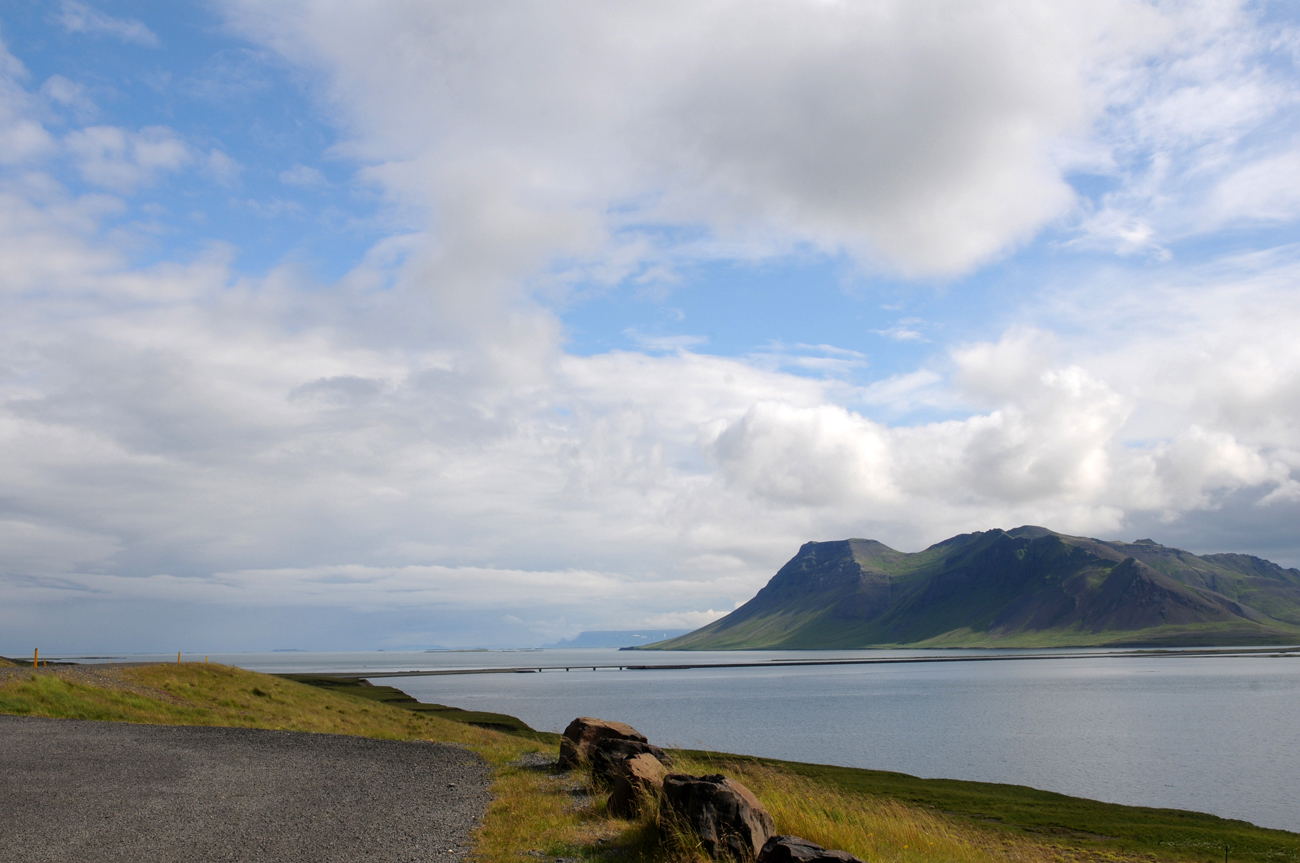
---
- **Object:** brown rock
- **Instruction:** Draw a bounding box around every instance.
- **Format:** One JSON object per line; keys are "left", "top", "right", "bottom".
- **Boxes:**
{"left": 556, "top": 717, "right": 648, "bottom": 770}
{"left": 757, "top": 836, "right": 864, "bottom": 863}
{"left": 592, "top": 737, "right": 673, "bottom": 783}
{"left": 662, "top": 773, "right": 775, "bottom": 860}
{"left": 608, "top": 753, "right": 669, "bottom": 817}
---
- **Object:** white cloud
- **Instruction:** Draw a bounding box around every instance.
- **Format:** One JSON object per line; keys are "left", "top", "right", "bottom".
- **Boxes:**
{"left": 1204, "top": 152, "right": 1300, "bottom": 226}
{"left": 205, "top": 149, "right": 241, "bottom": 185}
{"left": 622, "top": 329, "right": 708, "bottom": 353}
{"left": 222, "top": 0, "right": 1169, "bottom": 277}
{"left": 0, "top": 41, "right": 56, "bottom": 165}
{"left": 1072, "top": 1, "right": 1300, "bottom": 250}
{"left": 56, "top": 1, "right": 159, "bottom": 47}
{"left": 39, "top": 75, "right": 97, "bottom": 120}
{"left": 279, "top": 164, "right": 326, "bottom": 186}
{"left": 3, "top": 183, "right": 1300, "bottom": 644}
{"left": 64, "top": 125, "right": 192, "bottom": 192}
{"left": 875, "top": 320, "right": 927, "bottom": 342}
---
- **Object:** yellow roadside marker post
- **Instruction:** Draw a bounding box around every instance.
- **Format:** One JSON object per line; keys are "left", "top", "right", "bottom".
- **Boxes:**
{"left": 177, "top": 651, "right": 181, "bottom": 664}
{"left": 33, "top": 648, "right": 37, "bottom": 668}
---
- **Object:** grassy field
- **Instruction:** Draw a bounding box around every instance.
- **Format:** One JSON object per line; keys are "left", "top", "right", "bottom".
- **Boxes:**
{"left": 1, "top": 663, "right": 1296, "bottom": 863}
{"left": 277, "top": 672, "right": 554, "bottom": 739}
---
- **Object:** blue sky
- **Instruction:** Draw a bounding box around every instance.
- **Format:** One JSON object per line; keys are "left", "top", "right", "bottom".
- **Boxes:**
{"left": 3, "top": 0, "right": 1300, "bottom": 652}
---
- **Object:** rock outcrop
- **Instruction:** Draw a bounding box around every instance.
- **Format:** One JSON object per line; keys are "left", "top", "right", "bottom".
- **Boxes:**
{"left": 608, "top": 753, "right": 669, "bottom": 817}
{"left": 593, "top": 737, "right": 672, "bottom": 784}
{"left": 757, "top": 836, "right": 864, "bottom": 863}
{"left": 557, "top": 717, "right": 648, "bottom": 769}
{"left": 662, "top": 773, "right": 775, "bottom": 860}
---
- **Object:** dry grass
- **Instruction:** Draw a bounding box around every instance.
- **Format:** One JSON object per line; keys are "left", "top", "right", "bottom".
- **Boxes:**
{"left": 1, "top": 663, "right": 496, "bottom": 747}
{"left": 596, "top": 754, "right": 1171, "bottom": 863}
{"left": 680, "top": 760, "right": 1063, "bottom": 863}
{"left": 475, "top": 757, "right": 632, "bottom": 863}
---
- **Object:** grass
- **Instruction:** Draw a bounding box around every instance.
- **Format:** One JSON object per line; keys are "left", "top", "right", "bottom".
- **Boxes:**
{"left": 0, "top": 664, "right": 500, "bottom": 747}
{"left": 2, "top": 664, "right": 1297, "bottom": 863}
{"left": 277, "top": 673, "right": 554, "bottom": 740}
{"left": 668, "top": 753, "right": 1300, "bottom": 863}
{"left": 661, "top": 761, "right": 1060, "bottom": 863}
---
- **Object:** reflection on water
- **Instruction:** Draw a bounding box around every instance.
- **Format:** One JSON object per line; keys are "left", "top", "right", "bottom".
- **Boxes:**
{"left": 63, "top": 648, "right": 1300, "bottom": 832}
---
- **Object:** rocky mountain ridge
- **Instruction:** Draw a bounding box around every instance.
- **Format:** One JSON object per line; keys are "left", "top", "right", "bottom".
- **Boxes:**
{"left": 650, "top": 526, "right": 1300, "bottom": 649}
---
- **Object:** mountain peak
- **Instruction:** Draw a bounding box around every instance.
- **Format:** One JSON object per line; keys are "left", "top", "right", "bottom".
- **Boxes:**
{"left": 649, "top": 527, "right": 1300, "bottom": 650}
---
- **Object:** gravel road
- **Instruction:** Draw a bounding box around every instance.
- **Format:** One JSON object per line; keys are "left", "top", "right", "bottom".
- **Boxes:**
{"left": 0, "top": 715, "right": 492, "bottom": 863}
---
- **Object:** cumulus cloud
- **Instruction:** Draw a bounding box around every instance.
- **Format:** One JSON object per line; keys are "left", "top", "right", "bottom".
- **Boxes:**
{"left": 3, "top": 195, "right": 1299, "bottom": 647}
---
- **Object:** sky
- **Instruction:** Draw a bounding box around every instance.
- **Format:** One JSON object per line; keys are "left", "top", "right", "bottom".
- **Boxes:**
{"left": 3, "top": 0, "right": 1300, "bottom": 653}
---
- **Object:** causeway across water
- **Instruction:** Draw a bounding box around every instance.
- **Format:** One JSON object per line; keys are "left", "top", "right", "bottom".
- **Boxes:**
{"left": 343, "top": 644, "right": 1300, "bottom": 678}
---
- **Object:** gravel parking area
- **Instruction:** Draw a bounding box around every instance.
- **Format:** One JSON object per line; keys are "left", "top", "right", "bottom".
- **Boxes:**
{"left": 0, "top": 715, "right": 491, "bottom": 863}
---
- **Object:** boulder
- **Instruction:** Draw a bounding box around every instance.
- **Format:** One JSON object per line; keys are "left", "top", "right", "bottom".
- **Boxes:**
{"left": 557, "top": 717, "right": 648, "bottom": 770}
{"left": 592, "top": 737, "right": 673, "bottom": 783}
{"left": 608, "top": 753, "right": 669, "bottom": 817}
{"left": 662, "top": 773, "right": 774, "bottom": 860}
{"left": 757, "top": 836, "right": 864, "bottom": 863}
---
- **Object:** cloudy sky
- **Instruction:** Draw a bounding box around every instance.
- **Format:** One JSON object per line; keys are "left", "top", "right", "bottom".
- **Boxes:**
{"left": 3, "top": 0, "right": 1300, "bottom": 652}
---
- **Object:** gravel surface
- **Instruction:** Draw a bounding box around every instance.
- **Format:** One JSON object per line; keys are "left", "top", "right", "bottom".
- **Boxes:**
{"left": 0, "top": 715, "right": 491, "bottom": 863}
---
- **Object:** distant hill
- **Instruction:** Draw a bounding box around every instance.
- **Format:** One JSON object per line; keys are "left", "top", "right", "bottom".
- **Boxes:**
{"left": 647, "top": 527, "right": 1300, "bottom": 649}
{"left": 547, "top": 629, "right": 691, "bottom": 648}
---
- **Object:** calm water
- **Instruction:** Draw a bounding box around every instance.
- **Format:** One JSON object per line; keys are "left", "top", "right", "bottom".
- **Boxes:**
{"left": 65, "top": 648, "right": 1300, "bottom": 832}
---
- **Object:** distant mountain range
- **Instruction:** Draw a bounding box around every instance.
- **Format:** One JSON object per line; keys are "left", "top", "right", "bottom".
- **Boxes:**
{"left": 546, "top": 629, "right": 691, "bottom": 648}
{"left": 647, "top": 526, "right": 1300, "bottom": 649}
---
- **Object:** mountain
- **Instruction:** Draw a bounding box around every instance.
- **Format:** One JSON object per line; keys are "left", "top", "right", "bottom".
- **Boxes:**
{"left": 649, "top": 527, "right": 1300, "bottom": 649}
{"left": 545, "top": 629, "right": 691, "bottom": 648}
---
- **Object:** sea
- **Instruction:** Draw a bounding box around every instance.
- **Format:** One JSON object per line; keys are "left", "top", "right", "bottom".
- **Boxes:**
{"left": 62, "top": 647, "right": 1300, "bottom": 833}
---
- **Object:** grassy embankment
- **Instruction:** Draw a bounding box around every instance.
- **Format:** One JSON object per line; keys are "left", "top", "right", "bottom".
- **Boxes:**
{"left": 1, "top": 662, "right": 1297, "bottom": 863}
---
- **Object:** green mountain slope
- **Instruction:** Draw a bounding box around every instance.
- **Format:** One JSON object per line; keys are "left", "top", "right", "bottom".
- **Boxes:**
{"left": 652, "top": 526, "right": 1300, "bottom": 649}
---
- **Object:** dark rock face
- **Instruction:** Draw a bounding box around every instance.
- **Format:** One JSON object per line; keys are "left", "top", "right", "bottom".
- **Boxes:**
{"left": 557, "top": 717, "right": 647, "bottom": 770}
{"left": 592, "top": 737, "right": 672, "bottom": 783}
{"left": 757, "top": 836, "right": 864, "bottom": 863}
{"left": 662, "top": 773, "right": 774, "bottom": 860}
{"left": 608, "top": 752, "right": 668, "bottom": 818}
